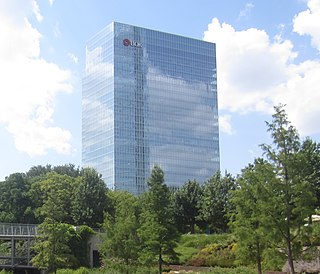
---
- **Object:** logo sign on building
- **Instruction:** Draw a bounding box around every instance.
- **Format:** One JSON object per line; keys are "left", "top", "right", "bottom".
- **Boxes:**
{"left": 123, "top": 38, "right": 142, "bottom": 48}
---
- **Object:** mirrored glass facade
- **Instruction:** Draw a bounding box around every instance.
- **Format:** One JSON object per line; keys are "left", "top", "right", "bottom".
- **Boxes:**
{"left": 82, "top": 22, "right": 220, "bottom": 195}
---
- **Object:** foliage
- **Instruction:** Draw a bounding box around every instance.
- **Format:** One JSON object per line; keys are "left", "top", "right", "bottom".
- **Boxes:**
{"left": 261, "top": 104, "right": 316, "bottom": 274}
{"left": 230, "top": 158, "right": 276, "bottom": 274}
{"left": 198, "top": 171, "right": 236, "bottom": 233}
{"left": 207, "top": 266, "right": 257, "bottom": 274}
{"left": 72, "top": 168, "right": 109, "bottom": 227}
{"left": 26, "top": 164, "right": 80, "bottom": 179}
{"left": 0, "top": 270, "right": 13, "bottom": 274}
{"left": 173, "top": 180, "right": 203, "bottom": 234}
{"left": 26, "top": 164, "right": 52, "bottom": 179}
{"left": 68, "top": 225, "right": 95, "bottom": 267}
{"left": 36, "top": 172, "right": 78, "bottom": 224}
{"left": 189, "top": 242, "right": 236, "bottom": 267}
{"left": 138, "top": 165, "right": 180, "bottom": 274}
{"left": 32, "top": 220, "right": 77, "bottom": 273}
{"left": 101, "top": 191, "right": 140, "bottom": 273}
{"left": 32, "top": 172, "right": 81, "bottom": 272}
{"left": 57, "top": 266, "right": 158, "bottom": 274}
{"left": 0, "top": 173, "right": 32, "bottom": 223}
{"left": 300, "top": 138, "right": 320, "bottom": 210}
{"left": 178, "top": 233, "right": 234, "bottom": 249}
{"left": 175, "top": 233, "right": 236, "bottom": 266}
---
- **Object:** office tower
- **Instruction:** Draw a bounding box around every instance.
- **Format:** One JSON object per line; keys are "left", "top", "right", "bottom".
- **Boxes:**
{"left": 82, "top": 22, "right": 219, "bottom": 195}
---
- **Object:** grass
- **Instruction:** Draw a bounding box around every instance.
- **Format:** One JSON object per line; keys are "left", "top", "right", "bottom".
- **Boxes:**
{"left": 56, "top": 266, "right": 257, "bottom": 274}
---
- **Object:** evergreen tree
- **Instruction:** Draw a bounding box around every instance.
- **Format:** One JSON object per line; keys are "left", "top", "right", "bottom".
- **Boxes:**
{"left": 101, "top": 191, "right": 140, "bottom": 274}
{"left": 300, "top": 138, "right": 320, "bottom": 211}
{"left": 138, "top": 165, "right": 179, "bottom": 274}
{"left": 230, "top": 158, "right": 276, "bottom": 274}
{"left": 261, "top": 105, "right": 315, "bottom": 274}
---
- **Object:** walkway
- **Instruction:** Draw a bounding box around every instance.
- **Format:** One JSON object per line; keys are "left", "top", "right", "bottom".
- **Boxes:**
{"left": 0, "top": 223, "right": 38, "bottom": 269}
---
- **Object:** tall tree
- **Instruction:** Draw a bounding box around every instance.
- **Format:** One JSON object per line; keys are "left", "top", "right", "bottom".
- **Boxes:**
{"left": 138, "top": 165, "right": 179, "bottom": 274}
{"left": 72, "top": 167, "right": 108, "bottom": 227}
{"left": 30, "top": 172, "right": 77, "bottom": 224}
{"left": 26, "top": 165, "right": 52, "bottom": 179}
{"left": 230, "top": 158, "right": 276, "bottom": 274}
{"left": 53, "top": 164, "right": 81, "bottom": 178}
{"left": 101, "top": 191, "right": 140, "bottom": 274}
{"left": 32, "top": 172, "right": 78, "bottom": 273}
{"left": 261, "top": 105, "right": 315, "bottom": 274}
{"left": 199, "top": 171, "right": 236, "bottom": 233}
{"left": 173, "top": 180, "right": 202, "bottom": 234}
{"left": 32, "top": 221, "right": 76, "bottom": 273}
{"left": 300, "top": 138, "right": 320, "bottom": 211}
{"left": 0, "top": 173, "right": 31, "bottom": 223}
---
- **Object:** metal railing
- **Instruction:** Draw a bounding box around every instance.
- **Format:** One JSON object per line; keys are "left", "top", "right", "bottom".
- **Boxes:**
{"left": 0, "top": 223, "right": 38, "bottom": 237}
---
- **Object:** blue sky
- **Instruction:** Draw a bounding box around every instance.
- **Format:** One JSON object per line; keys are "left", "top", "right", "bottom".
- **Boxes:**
{"left": 1, "top": 0, "right": 320, "bottom": 180}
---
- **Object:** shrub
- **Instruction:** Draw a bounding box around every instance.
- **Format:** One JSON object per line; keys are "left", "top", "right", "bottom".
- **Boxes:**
{"left": 0, "top": 270, "right": 12, "bottom": 274}
{"left": 208, "top": 266, "right": 257, "bottom": 274}
{"left": 189, "top": 242, "right": 236, "bottom": 267}
{"left": 175, "top": 233, "right": 236, "bottom": 267}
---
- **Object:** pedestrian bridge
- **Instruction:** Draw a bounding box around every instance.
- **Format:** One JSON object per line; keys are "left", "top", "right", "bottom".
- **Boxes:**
{"left": 0, "top": 223, "right": 37, "bottom": 269}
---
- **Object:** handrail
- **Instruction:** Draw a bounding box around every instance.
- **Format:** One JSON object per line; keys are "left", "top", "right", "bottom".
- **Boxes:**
{"left": 0, "top": 223, "right": 38, "bottom": 237}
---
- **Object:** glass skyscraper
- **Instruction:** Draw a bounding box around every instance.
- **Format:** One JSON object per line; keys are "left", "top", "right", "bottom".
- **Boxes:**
{"left": 82, "top": 22, "right": 219, "bottom": 195}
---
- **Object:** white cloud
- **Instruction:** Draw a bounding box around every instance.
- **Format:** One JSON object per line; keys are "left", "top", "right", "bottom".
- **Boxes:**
{"left": 293, "top": 0, "right": 320, "bottom": 51}
{"left": 0, "top": 0, "right": 73, "bottom": 156}
{"left": 49, "top": 0, "right": 55, "bottom": 6}
{"left": 219, "top": 115, "right": 234, "bottom": 135}
{"left": 68, "top": 52, "right": 79, "bottom": 64}
{"left": 203, "top": 17, "right": 320, "bottom": 136}
{"left": 239, "top": 3, "right": 254, "bottom": 19}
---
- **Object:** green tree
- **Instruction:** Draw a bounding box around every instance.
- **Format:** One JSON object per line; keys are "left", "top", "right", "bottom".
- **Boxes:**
{"left": 26, "top": 164, "right": 80, "bottom": 179}
{"left": 53, "top": 164, "right": 81, "bottom": 178}
{"left": 101, "top": 191, "right": 140, "bottom": 274}
{"left": 72, "top": 167, "right": 109, "bottom": 227}
{"left": 32, "top": 220, "right": 76, "bottom": 273}
{"left": 0, "top": 173, "right": 32, "bottom": 223}
{"left": 173, "top": 180, "right": 202, "bottom": 234}
{"left": 26, "top": 165, "right": 52, "bottom": 179}
{"left": 261, "top": 105, "right": 315, "bottom": 274}
{"left": 199, "top": 171, "right": 236, "bottom": 233}
{"left": 32, "top": 173, "right": 78, "bottom": 273}
{"left": 68, "top": 225, "right": 95, "bottom": 267}
{"left": 27, "top": 165, "right": 81, "bottom": 224}
{"left": 35, "top": 172, "right": 77, "bottom": 224}
{"left": 300, "top": 138, "right": 320, "bottom": 211}
{"left": 138, "top": 165, "right": 179, "bottom": 274}
{"left": 230, "top": 158, "right": 276, "bottom": 274}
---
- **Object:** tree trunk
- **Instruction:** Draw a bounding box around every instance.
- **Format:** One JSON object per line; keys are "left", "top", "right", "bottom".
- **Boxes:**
{"left": 126, "top": 257, "right": 129, "bottom": 274}
{"left": 256, "top": 241, "right": 262, "bottom": 274}
{"left": 286, "top": 223, "right": 295, "bottom": 274}
{"left": 191, "top": 219, "right": 195, "bottom": 234}
{"left": 287, "top": 239, "right": 295, "bottom": 274}
{"left": 159, "top": 246, "right": 162, "bottom": 274}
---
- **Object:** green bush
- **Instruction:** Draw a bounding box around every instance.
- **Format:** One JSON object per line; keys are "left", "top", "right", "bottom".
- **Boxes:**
{"left": 179, "top": 233, "right": 234, "bottom": 249}
{"left": 208, "top": 266, "right": 256, "bottom": 274}
{"left": 175, "top": 233, "right": 236, "bottom": 267}
{"left": 0, "top": 270, "right": 12, "bottom": 274}
{"left": 189, "top": 242, "right": 236, "bottom": 267}
{"left": 57, "top": 269, "right": 74, "bottom": 274}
